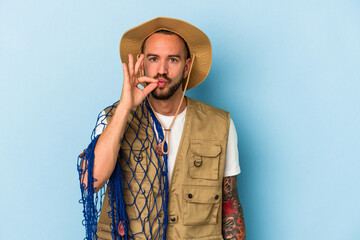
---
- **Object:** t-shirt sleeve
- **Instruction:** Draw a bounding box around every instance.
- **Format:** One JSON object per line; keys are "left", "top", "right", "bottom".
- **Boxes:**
{"left": 223, "top": 118, "right": 241, "bottom": 177}
{"left": 94, "top": 110, "right": 108, "bottom": 137}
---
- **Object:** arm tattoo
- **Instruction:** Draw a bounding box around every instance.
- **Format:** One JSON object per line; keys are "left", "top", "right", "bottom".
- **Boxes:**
{"left": 222, "top": 176, "right": 246, "bottom": 240}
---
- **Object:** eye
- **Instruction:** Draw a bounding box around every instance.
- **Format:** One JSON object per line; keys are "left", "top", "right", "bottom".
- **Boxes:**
{"left": 169, "top": 58, "right": 178, "bottom": 63}
{"left": 148, "top": 57, "right": 157, "bottom": 62}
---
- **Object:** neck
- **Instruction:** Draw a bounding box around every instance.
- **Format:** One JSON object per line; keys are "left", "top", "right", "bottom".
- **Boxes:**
{"left": 148, "top": 88, "right": 187, "bottom": 116}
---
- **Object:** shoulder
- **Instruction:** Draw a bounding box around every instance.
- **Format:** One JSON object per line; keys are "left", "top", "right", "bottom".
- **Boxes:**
{"left": 103, "top": 100, "right": 120, "bottom": 118}
{"left": 187, "top": 97, "right": 230, "bottom": 121}
{"left": 103, "top": 99, "right": 149, "bottom": 125}
{"left": 93, "top": 101, "right": 120, "bottom": 136}
{"left": 102, "top": 100, "right": 138, "bottom": 121}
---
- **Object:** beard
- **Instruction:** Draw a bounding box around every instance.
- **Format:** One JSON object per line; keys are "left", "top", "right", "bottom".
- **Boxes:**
{"left": 150, "top": 73, "right": 183, "bottom": 100}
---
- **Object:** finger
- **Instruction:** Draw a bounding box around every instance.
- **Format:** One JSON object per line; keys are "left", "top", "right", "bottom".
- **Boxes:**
{"left": 128, "top": 54, "right": 134, "bottom": 76}
{"left": 142, "top": 82, "right": 158, "bottom": 96}
{"left": 122, "top": 63, "right": 129, "bottom": 82}
{"left": 134, "top": 54, "right": 144, "bottom": 75}
{"left": 138, "top": 76, "right": 158, "bottom": 83}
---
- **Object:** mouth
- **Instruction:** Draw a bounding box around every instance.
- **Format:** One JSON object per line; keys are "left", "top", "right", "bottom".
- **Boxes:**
{"left": 157, "top": 77, "right": 168, "bottom": 87}
{"left": 158, "top": 80, "right": 167, "bottom": 87}
{"left": 154, "top": 74, "right": 171, "bottom": 88}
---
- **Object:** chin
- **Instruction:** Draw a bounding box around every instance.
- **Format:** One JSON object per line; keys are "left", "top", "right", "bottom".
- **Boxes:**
{"left": 151, "top": 90, "right": 173, "bottom": 100}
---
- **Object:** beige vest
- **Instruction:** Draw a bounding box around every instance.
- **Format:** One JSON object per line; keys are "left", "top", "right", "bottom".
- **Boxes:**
{"left": 97, "top": 97, "right": 230, "bottom": 240}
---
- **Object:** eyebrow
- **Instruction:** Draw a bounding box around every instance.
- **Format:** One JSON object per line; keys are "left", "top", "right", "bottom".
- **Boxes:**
{"left": 146, "top": 53, "right": 159, "bottom": 57}
{"left": 168, "top": 55, "right": 181, "bottom": 59}
{"left": 146, "top": 53, "right": 182, "bottom": 59}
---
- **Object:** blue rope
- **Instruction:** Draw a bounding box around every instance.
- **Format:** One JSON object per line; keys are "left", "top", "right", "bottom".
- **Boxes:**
{"left": 108, "top": 161, "right": 127, "bottom": 240}
{"left": 78, "top": 100, "right": 169, "bottom": 240}
{"left": 77, "top": 135, "right": 101, "bottom": 240}
{"left": 145, "top": 99, "right": 169, "bottom": 239}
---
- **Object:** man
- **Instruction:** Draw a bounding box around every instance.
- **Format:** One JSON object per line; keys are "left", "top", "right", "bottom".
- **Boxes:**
{"left": 78, "top": 17, "right": 245, "bottom": 240}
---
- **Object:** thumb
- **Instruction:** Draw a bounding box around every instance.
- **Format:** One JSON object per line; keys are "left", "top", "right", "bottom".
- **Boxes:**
{"left": 142, "top": 82, "right": 158, "bottom": 96}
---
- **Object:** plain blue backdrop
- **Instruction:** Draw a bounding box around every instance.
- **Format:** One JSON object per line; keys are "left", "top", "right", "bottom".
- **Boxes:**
{"left": 1, "top": 0, "right": 359, "bottom": 239}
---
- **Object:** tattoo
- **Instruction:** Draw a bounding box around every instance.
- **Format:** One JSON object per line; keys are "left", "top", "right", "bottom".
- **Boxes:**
{"left": 222, "top": 176, "right": 246, "bottom": 240}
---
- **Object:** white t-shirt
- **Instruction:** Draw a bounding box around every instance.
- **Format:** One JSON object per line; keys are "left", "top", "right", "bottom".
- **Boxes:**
{"left": 95, "top": 107, "right": 241, "bottom": 182}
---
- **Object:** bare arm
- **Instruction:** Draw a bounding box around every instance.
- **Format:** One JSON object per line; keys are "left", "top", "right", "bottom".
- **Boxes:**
{"left": 81, "top": 54, "right": 158, "bottom": 191}
{"left": 222, "top": 176, "right": 246, "bottom": 240}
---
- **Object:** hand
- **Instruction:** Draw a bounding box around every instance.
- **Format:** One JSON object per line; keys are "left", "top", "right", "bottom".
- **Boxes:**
{"left": 120, "top": 54, "right": 158, "bottom": 110}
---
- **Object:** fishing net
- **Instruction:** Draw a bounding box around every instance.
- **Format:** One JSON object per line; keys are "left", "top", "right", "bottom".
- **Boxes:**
{"left": 78, "top": 98, "right": 169, "bottom": 240}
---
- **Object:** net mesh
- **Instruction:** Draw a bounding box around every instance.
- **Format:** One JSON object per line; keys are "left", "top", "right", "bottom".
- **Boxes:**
{"left": 78, "top": 99, "right": 169, "bottom": 240}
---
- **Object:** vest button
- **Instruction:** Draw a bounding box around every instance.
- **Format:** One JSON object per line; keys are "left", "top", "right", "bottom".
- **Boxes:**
{"left": 188, "top": 194, "right": 193, "bottom": 199}
{"left": 215, "top": 195, "right": 219, "bottom": 200}
{"left": 170, "top": 217, "right": 176, "bottom": 222}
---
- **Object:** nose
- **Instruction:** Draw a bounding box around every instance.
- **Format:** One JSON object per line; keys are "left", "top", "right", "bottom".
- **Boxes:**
{"left": 157, "top": 60, "right": 168, "bottom": 75}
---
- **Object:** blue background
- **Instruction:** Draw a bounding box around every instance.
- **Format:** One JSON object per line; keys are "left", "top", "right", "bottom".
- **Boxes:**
{"left": 1, "top": 0, "right": 359, "bottom": 239}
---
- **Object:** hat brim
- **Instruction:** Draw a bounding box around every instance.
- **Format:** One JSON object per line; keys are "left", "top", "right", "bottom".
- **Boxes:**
{"left": 119, "top": 17, "right": 212, "bottom": 90}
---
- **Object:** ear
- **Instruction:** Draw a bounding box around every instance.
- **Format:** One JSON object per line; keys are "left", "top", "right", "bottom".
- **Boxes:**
{"left": 183, "top": 57, "right": 192, "bottom": 78}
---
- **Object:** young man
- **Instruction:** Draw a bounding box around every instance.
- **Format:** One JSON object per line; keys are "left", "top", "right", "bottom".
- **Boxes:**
{"left": 79, "top": 17, "right": 245, "bottom": 240}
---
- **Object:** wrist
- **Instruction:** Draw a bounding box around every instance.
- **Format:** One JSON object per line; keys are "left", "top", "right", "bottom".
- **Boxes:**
{"left": 115, "top": 102, "right": 132, "bottom": 117}
{"left": 118, "top": 99, "right": 133, "bottom": 112}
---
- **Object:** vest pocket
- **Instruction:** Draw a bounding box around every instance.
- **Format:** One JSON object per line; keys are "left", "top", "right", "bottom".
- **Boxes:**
{"left": 190, "top": 140, "right": 221, "bottom": 180}
{"left": 120, "top": 140, "right": 149, "bottom": 181}
{"left": 182, "top": 185, "right": 222, "bottom": 226}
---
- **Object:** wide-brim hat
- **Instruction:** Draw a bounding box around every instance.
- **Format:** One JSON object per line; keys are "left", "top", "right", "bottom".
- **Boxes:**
{"left": 119, "top": 17, "right": 212, "bottom": 90}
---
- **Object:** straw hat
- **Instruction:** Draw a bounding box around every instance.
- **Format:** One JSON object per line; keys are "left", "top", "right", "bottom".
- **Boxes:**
{"left": 119, "top": 17, "right": 212, "bottom": 90}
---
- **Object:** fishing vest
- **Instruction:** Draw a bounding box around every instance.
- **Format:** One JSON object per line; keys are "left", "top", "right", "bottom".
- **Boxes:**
{"left": 96, "top": 97, "right": 230, "bottom": 240}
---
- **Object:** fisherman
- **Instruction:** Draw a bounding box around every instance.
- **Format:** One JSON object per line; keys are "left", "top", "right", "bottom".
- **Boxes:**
{"left": 78, "top": 17, "right": 245, "bottom": 240}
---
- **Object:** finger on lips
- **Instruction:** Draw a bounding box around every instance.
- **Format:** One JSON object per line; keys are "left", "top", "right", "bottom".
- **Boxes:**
{"left": 138, "top": 76, "right": 159, "bottom": 83}
{"left": 142, "top": 82, "right": 158, "bottom": 96}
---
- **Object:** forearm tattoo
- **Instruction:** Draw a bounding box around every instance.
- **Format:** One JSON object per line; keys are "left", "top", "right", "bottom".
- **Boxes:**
{"left": 222, "top": 176, "right": 246, "bottom": 240}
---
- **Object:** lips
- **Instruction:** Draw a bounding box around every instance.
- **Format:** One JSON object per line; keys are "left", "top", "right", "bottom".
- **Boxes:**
{"left": 154, "top": 74, "right": 171, "bottom": 87}
{"left": 158, "top": 81, "right": 166, "bottom": 87}
{"left": 157, "top": 78, "right": 167, "bottom": 87}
